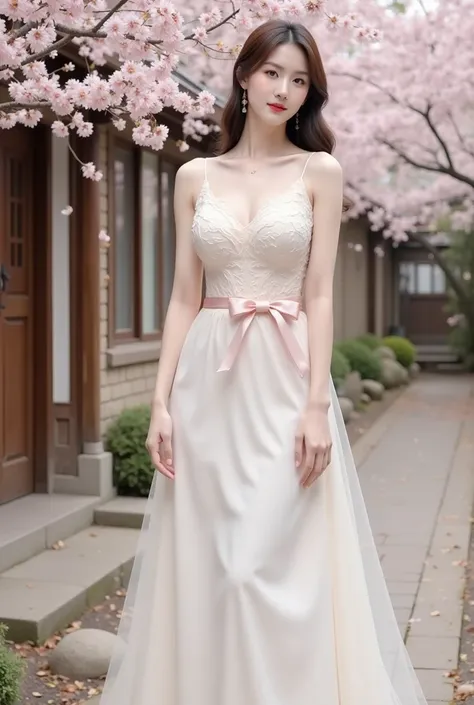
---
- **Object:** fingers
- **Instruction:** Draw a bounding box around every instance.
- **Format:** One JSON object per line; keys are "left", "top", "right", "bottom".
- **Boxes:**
{"left": 299, "top": 443, "right": 316, "bottom": 487}
{"left": 300, "top": 444, "right": 332, "bottom": 488}
{"left": 146, "top": 430, "right": 174, "bottom": 480}
{"left": 155, "top": 453, "right": 174, "bottom": 480}
{"left": 161, "top": 434, "right": 173, "bottom": 472}
{"left": 295, "top": 430, "right": 304, "bottom": 468}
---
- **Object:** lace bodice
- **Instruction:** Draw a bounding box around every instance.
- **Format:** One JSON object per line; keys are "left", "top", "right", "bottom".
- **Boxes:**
{"left": 191, "top": 159, "right": 314, "bottom": 300}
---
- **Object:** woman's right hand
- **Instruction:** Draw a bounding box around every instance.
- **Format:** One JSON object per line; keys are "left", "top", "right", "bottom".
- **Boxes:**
{"left": 146, "top": 405, "right": 174, "bottom": 479}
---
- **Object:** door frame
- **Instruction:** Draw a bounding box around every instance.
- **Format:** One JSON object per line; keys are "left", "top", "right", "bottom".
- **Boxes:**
{"left": 34, "top": 127, "right": 82, "bottom": 490}
{"left": 31, "top": 126, "right": 54, "bottom": 493}
{"left": 0, "top": 126, "right": 52, "bottom": 499}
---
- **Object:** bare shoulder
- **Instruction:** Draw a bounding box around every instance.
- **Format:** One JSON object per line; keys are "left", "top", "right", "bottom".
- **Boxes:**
{"left": 306, "top": 152, "right": 343, "bottom": 181}
{"left": 176, "top": 156, "right": 206, "bottom": 184}
{"left": 175, "top": 157, "right": 207, "bottom": 203}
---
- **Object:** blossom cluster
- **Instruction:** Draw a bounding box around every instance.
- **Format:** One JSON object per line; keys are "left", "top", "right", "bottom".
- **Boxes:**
{"left": 0, "top": 0, "right": 376, "bottom": 177}
{"left": 324, "top": 0, "right": 474, "bottom": 241}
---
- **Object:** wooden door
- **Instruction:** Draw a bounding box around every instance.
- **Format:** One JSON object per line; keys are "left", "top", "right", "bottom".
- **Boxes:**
{"left": 398, "top": 258, "right": 451, "bottom": 345}
{"left": 0, "top": 128, "right": 34, "bottom": 504}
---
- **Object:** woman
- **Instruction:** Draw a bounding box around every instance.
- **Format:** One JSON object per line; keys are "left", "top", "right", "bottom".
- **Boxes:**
{"left": 100, "top": 19, "right": 428, "bottom": 705}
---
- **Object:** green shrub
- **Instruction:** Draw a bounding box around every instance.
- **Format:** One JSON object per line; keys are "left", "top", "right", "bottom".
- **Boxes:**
{"left": 331, "top": 348, "right": 351, "bottom": 385}
{"left": 382, "top": 336, "right": 416, "bottom": 368}
{"left": 334, "top": 339, "right": 382, "bottom": 381}
{"left": 0, "top": 623, "right": 25, "bottom": 705}
{"left": 104, "top": 405, "right": 154, "bottom": 497}
{"left": 356, "top": 333, "right": 383, "bottom": 351}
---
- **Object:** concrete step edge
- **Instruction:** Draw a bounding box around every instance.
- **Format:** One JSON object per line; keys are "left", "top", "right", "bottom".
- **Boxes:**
{"left": 0, "top": 499, "right": 102, "bottom": 574}
{"left": 94, "top": 497, "right": 147, "bottom": 529}
{"left": 0, "top": 527, "right": 138, "bottom": 644}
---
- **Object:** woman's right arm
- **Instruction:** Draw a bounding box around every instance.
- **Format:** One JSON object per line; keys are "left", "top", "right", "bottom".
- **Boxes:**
{"left": 146, "top": 158, "right": 204, "bottom": 478}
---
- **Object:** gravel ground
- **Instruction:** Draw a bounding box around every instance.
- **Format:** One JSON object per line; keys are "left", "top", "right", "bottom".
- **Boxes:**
{"left": 9, "top": 382, "right": 405, "bottom": 705}
{"left": 12, "top": 591, "right": 125, "bottom": 705}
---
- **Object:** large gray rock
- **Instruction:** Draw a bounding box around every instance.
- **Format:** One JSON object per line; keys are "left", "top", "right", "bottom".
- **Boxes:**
{"left": 337, "top": 371, "right": 362, "bottom": 407}
{"left": 49, "top": 628, "right": 118, "bottom": 679}
{"left": 409, "top": 362, "right": 421, "bottom": 378}
{"left": 362, "top": 379, "right": 384, "bottom": 401}
{"left": 380, "top": 358, "right": 406, "bottom": 389}
{"left": 399, "top": 365, "right": 410, "bottom": 384}
{"left": 338, "top": 396, "right": 354, "bottom": 423}
{"left": 376, "top": 345, "right": 396, "bottom": 361}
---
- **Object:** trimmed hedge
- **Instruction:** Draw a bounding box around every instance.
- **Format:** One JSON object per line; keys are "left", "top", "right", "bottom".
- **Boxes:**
{"left": 334, "top": 339, "right": 382, "bottom": 381}
{"left": 104, "top": 405, "right": 154, "bottom": 497}
{"left": 382, "top": 336, "right": 416, "bottom": 368}
{"left": 331, "top": 348, "right": 351, "bottom": 384}
{"left": 0, "top": 623, "right": 25, "bottom": 705}
{"left": 356, "top": 333, "right": 383, "bottom": 351}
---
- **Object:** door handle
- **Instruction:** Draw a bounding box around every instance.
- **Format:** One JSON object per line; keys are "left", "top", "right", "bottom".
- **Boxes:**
{"left": 0, "top": 263, "right": 9, "bottom": 309}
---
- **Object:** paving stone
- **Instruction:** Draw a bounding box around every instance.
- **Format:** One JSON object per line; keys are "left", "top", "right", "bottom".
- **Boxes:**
{"left": 390, "top": 593, "right": 416, "bottom": 610}
{"left": 387, "top": 581, "right": 420, "bottom": 596}
{"left": 407, "top": 636, "right": 459, "bottom": 670}
{"left": 414, "top": 669, "right": 454, "bottom": 702}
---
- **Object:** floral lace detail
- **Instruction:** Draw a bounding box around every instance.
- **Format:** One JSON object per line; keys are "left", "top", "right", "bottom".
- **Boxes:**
{"left": 191, "top": 177, "right": 313, "bottom": 300}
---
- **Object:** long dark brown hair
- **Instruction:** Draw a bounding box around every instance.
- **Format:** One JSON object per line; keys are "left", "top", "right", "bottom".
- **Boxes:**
{"left": 218, "top": 19, "right": 334, "bottom": 156}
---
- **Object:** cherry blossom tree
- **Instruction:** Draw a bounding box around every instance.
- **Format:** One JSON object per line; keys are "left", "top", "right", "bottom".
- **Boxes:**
{"left": 0, "top": 0, "right": 379, "bottom": 181}
{"left": 322, "top": 0, "right": 474, "bottom": 355}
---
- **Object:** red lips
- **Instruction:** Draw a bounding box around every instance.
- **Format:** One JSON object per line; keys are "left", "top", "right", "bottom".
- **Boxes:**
{"left": 268, "top": 103, "right": 287, "bottom": 112}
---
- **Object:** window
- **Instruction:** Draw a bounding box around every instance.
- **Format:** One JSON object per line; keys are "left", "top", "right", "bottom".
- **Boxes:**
{"left": 399, "top": 261, "right": 446, "bottom": 295}
{"left": 110, "top": 138, "right": 180, "bottom": 344}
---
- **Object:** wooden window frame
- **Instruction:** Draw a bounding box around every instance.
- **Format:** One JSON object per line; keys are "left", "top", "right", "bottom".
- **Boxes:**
{"left": 108, "top": 132, "right": 182, "bottom": 354}
{"left": 399, "top": 260, "right": 447, "bottom": 296}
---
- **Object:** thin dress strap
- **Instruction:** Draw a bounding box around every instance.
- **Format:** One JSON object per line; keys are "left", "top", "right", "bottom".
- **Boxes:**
{"left": 301, "top": 152, "right": 314, "bottom": 178}
{"left": 203, "top": 157, "right": 208, "bottom": 183}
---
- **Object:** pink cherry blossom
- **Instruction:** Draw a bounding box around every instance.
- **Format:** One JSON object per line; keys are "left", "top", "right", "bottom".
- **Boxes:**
{"left": 324, "top": 0, "right": 474, "bottom": 242}
{"left": 0, "top": 0, "right": 381, "bottom": 179}
{"left": 52, "top": 120, "right": 69, "bottom": 138}
{"left": 81, "top": 162, "right": 103, "bottom": 181}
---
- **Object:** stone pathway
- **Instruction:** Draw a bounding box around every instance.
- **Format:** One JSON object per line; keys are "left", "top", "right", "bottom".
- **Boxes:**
{"left": 352, "top": 373, "right": 474, "bottom": 704}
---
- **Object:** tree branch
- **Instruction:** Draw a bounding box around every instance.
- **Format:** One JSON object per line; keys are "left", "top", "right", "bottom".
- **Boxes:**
{"left": 422, "top": 104, "right": 454, "bottom": 170}
{"left": 328, "top": 71, "right": 405, "bottom": 106}
{"left": 331, "top": 71, "right": 460, "bottom": 175}
{"left": 378, "top": 137, "right": 474, "bottom": 189}
{"left": 0, "top": 4, "right": 241, "bottom": 73}
{"left": 92, "top": 0, "right": 130, "bottom": 33}
{"left": 447, "top": 110, "right": 474, "bottom": 160}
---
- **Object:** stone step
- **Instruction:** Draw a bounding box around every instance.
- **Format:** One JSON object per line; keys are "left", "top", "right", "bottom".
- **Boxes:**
{"left": 0, "top": 493, "right": 104, "bottom": 574}
{"left": 0, "top": 524, "right": 139, "bottom": 644}
{"left": 94, "top": 496, "right": 147, "bottom": 529}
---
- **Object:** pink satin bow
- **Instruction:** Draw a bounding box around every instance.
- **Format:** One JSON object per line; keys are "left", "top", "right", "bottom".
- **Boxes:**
{"left": 202, "top": 297, "right": 308, "bottom": 377}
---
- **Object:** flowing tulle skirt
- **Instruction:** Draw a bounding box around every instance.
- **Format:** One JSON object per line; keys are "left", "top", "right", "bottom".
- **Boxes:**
{"left": 99, "top": 309, "right": 427, "bottom": 705}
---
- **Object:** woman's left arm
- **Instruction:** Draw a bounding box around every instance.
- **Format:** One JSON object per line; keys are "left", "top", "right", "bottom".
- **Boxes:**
{"left": 295, "top": 152, "right": 343, "bottom": 488}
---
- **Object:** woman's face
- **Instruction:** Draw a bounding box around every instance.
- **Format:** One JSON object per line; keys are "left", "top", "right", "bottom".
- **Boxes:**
{"left": 241, "top": 42, "right": 310, "bottom": 129}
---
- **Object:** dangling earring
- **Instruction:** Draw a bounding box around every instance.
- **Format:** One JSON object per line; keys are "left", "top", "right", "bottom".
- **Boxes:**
{"left": 242, "top": 89, "right": 247, "bottom": 113}
{"left": 295, "top": 111, "right": 300, "bottom": 130}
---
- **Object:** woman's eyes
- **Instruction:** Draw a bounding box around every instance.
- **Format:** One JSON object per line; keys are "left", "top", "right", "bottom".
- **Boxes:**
{"left": 264, "top": 70, "right": 306, "bottom": 85}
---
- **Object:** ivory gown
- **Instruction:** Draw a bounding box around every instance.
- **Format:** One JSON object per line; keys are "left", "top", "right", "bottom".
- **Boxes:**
{"left": 99, "top": 153, "right": 428, "bottom": 705}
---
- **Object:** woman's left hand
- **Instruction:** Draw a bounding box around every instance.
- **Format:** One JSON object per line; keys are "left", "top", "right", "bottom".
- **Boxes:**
{"left": 295, "top": 404, "right": 333, "bottom": 488}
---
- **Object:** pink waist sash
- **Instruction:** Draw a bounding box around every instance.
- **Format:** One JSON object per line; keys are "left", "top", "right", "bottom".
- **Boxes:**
{"left": 202, "top": 296, "right": 308, "bottom": 377}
